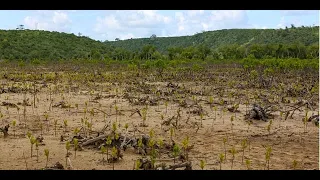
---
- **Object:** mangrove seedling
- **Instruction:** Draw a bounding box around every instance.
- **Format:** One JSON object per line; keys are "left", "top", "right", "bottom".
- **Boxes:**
{"left": 158, "top": 138, "right": 164, "bottom": 157}
{"left": 172, "top": 144, "right": 180, "bottom": 164}
{"left": 114, "top": 105, "right": 118, "bottom": 123}
{"left": 212, "top": 106, "right": 217, "bottom": 127}
{"left": 241, "top": 139, "right": 248, "bottom": 163}
{"left": 26, "top": 131, "right": 32, "bottom": 139}
{"left": 111, "top": 146, "right": 117, "bottom": 170}
{"left": 63, "top": 120, "right": 68, "bottom": 133}
{"left": 141, "top": 108, "right": 147, "bottom": 129}
{"left": 230, "top": 146, "right": 237, "bottom": 170}
{"left": 234, "top": 103, "right": 239, "bottom": 119}
{"left": 83, "top": 108, "right": 87, "bottom": 119}
{"left": 245, "top": 100, "right": 249, "bottom": 114}
{"left": 292, "top": 160, "right": 298, "bottom": 170}
{"left": 245, "top": 159, "right": 251, "bottom": 170}
{"left": 114, "top": 132, "right": 119, "bottom": 141}
{"left": 192, "top": 95, "right": 197, "bottom": 104}
{"left": 199, "top": 160, "right": 206, "bottom": 170}
{"left": 33, "top": 83, "right": 37, "bottom": 108}
{"left": 135, "top": 159, "right": 141, "bottom": 170}
{"left": 160, "top": 114, "right": 164, "bottom": 130}
{"left": 44, "top": 112, "right": 49, "bottom": 131}
{"left": 170, "top": 127, "right": 175, "bottom": 141}
{"left": 279, "top": 111, "right": 283, "bottom": 128}
{"left": 137, "top": 137, "right": 143, "bottom": 155}
{"left": 149, "top": 129, "right": 155, "bottom": 139}
{"left": 125, "top": 123, "right": 129, "bottom": 132}
{"left": 35, "top": 140, "right": 39, "bottom": 162}
{"left": 219, "top": 153, "right": 224, "bottom": 170}
{"left": 12, "top": 120, "right": 16, "bottom": 137}
{"left": 265, "top": 146, "right": 272, "bottom": 170}
{"left": 90, "top": 108, "right": 94, "bottom": 123}
{"left": 230, "top": 116, "right": 234, "bottom": 136}
{"left": 148, "top": 139, "right": 156, "bottom": 156}
{"left": 165, "top": 101, "right": 168, "bottom": 114}
{"left": 17, "top": 107, "right": 20, "bottom": 122}
{"left": 101, "top": 145, "right": 106, "bottom": 165}
{"left": 222, "top": 108, "right": 227, "bottom": 124}
{"left": 112, "top": 122, "right": 117, "bottom": 135}
{"left": 247, "top": 120, "right": 252, "bottom": 133}
{"left": 87, "top": 122, "right": 93, "bottom": 136}
{"left": 209, "top": 96, "right": 213, "bottom": 107}
{"left": 73, "top": 127, "right": 80, "bottom": 136}
{"left": 303, "top": 111, "right": 308, "bottom": 133}
{"left": 65, "top": 141, "right": 70, "bottom": 167}
{"left": 182, "top": 136, "right": 190, "bottom": 161}
{"left": 223, "top": 136, "right": 228, "bottom": 160}
{"left": 30, "top": 135, "right": 36, "bottom": 158}
{"left": 73, "top": 138, "right": 78, "bottom": 159}
{"left": 0, "top": 112, "right": 3, "bottom": 124}
{"left": 54, "top": 119, "right": 58, "bottom": 136}
{"left": 44, "top": 149, "right": 49, "bottom": 167}
{"left": 39, "top": 123, "right": 43, "bottom": 136}
{"left": 150, "top": 151, "right": 157, "bottom": 169}
{"left": 106, "top": 136, "right": 112, "bottom": 160}
{"left": 266, "top": 120, "right": 273, "bottom": 139}
{"left": 156, "top": 91, "right": 161, "bottom": 111}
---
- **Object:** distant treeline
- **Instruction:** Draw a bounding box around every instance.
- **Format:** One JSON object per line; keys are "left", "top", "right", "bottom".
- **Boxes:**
{"left": 0, "top": 25, "right": 318, "bottom": 61}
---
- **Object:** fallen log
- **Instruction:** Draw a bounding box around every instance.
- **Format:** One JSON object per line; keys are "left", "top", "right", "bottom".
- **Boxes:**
{"left": 81, "top": 135, "right": 107, "bottom": 146}
{"left": 162, "top": 116, "right": 175, "bottom": 126}
{"left": 164, "top": 161, "right": 192, "bottom": 170}
{"left": 43, "top": 162, "right": 64, "bottom": 170}
{"left": 0, "top": 124, "right": 9, "bottom": 138}
{"left": 129, "top": 108, "right": 142, "bottom": 117}
{"left": 307, "top": 114, "right": 319, "bottom": 122}
{"left": 1, "top": 102, "right": 19, "bottom": 108}
{"left": 52, "top": 101, "right": 70, "bottom": 108}
{"left": 307, "top": 114, "right": 319, "bottom": 127}
{"left": 245, "top": 104, "right": 272, "bottom": 121}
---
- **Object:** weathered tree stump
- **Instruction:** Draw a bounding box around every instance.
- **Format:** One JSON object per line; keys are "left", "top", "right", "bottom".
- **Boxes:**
{"left": 245, "top": 104, "right": 272, "bottom": 121}
{"left": 0, "top": 124, "right": 9, "bottom": 138}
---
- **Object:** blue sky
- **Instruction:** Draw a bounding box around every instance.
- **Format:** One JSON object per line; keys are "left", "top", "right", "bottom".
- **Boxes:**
{"left": 0, "top": 10, "right": 318, "bottom": 41}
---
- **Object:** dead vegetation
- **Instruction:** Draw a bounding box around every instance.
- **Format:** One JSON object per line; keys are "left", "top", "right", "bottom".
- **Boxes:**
{"left": 0, "top": 64, "right": 318, "bottom": 170}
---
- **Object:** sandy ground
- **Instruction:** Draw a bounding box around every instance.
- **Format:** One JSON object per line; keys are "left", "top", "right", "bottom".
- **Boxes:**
{"left": 0, "top": 82, "right": 318, "bottom": 170}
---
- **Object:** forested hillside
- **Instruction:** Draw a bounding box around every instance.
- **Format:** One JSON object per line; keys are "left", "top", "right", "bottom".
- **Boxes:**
{"left": 105, "top": 26, "right": 319, "bottom": 53}
{"left": 0, "top": 25, "right": 318, "bottom": 61}
{"left": 0, "top": 29, "right": 112, "bottom": 61}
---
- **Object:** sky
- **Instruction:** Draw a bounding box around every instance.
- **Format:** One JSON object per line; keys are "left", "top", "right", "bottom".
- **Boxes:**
{"left": 0, "top": 10, "right": 318, "bottom": 41}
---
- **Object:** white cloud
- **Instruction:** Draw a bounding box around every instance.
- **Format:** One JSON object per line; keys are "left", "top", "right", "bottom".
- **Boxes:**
{"left": 277, "top": 17, "right": 286, "bottom": 28}
{"left": 277, "top": 16, "right": 304, "bottom": 29}
{"left": 94, "top": 15, "right": 121, "bottom": 32}
{"left": 15, "top": 10, "right": 319, "bottom": 41}
{"left": 178, "top": 25, "right": 185, "bottom": 32}
{"left": 53, "top": 11, "right": 71, "bottom": 25}
{"left": 211, "top": 10, "right": 247, "bottom": 23}
{"left": 169, "top": 10, "right": 249, "bottom": 37}
{"left": 93, "top": 10, "right": 173, "bottom": 40}
{"left": 119, "top": 33, "right": 136, "bottom": 40}
{"left": 22, "top": 10, "right": 251, "bottom": 41}
{"left": 281, "top": 10, "right": 318, "bottom": 16}
{"left": 250, "top": 24, "right": 265, "bottom": 29}
{"left": 201, "top": 23, "right": 209, "bottom": 31}
{"left": 23, "top": 10, "right": 72, "bottom": 32}
{"left": 187, "top": 10, "right": 204, "bottom": 17}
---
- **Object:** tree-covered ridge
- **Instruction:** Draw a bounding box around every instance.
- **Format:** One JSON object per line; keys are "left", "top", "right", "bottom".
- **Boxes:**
{"left": 105, "top": 26, "right": 319, "bottom": 53}
{"left": 0, "top": 26, "right": 318, "bottom": 61}
{"left": 0, "top": 29, "right": 112, "bottom": 61}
